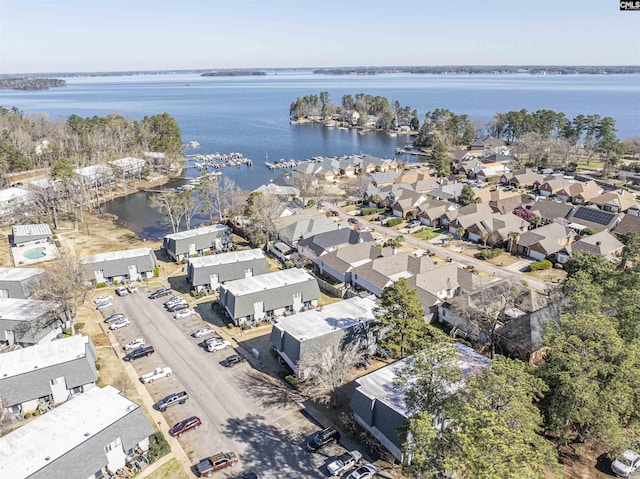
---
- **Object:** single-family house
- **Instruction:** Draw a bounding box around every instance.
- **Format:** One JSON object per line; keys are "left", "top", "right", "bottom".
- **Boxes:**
{"left": 163, "top": 224, "right": 232, "bottom": 262}
{"left": 448, "top": 203, "right": 528, "bottom": 244}
{"left": 252, "top": 183, "right": 300, "bottom": 200}
{"left": 614, "top": 214, "right": 640, "bottom": 238}
{"left": 297, "top": 229, "right": 374, "bottom": 265}
{"left": 339, "top": 158, "right": 358, "bottom": 177}
{"left": 500, "top": 168, "right": 545, "bottom": 188}
{"left": 349, "top": 342, "right": 491, "bottom": 460}
{"left": 587, "top": 189, "right": 640, "bottom": 213}
{"left": 0, "top": 267, "right": 44, "bottom": 299}
{"left": 144, "top": 151, "right": 166, "bottom": 170}
{"left": 11, "top": 224, "right": 53, "bottom": 247}
{"left": 351, "top": 252, "right": 436, "bottom": 296}
{"left": 555, "top": 180, "right": 603, "bottom": 204}
{"left": 416, "top": 198, "right": 457, "bottom": 227}
{"left": 469, "top": 135, "right": 506, "bottom": 152}
{"left": 489, "top": 194, "right": 534, "bottom": 214}
{"left": 342, "top": 110, "right": 360, "bottom": 126}
{"left": 476, "top": 163, "right": 509, "bottom": 182}
{"left": 570, "top": 231, "right": 624, "bottom": 262}
{"left": 0, "top": 298, "right": 67, "bottom": 348}
{"left": 279, "top": 217, "right": 349, "bottom": 247}
{"left": 187, "top": 249, "right": 270, "bottom": 293}
{"left": 270, "top": 296, "right": 377, "bottom": 377}
{"left": 80, "top": 247, "right": 157, "bottom": 284}
{"left": 390, "top": 191, "right": 427, "bottom": 218}
{"left": 566, "top": 205, "right": 620, "bottom": 232}
{"left": 318, "top": 243, "right": 387, "bottom": 284}
{"left": 528, "top": 200, "right": 575, "bottom": 225}
{"left": 218, "top": 268, "right": 321, "bottom": 326}
{"left": 515, "top": 223, "right": 576, "bottom": 261}
{"left": 109, "top": 157, "right": 145, "bottom": 178}
{"left": 0, "top": 385, "right": 154, "bottom": 479}
{"left": 481, "top": 153, "right": 517, "bottom": 165}
{"left": 538, "top": 178, "right": 574, "bottom": 197}
{"left": 426, "top": 182, "right": 466, "bottom": 202}
{"left": 0, "top": 187, "right": 30, "bottom": 223}
{"left": 369, "top": 172, "right": 397, "bottom": 188}
{"left": 0, "top": 334, "right": 98, "bottom": 416}
{"left": 74, "top": 164, "right": 113, "bottom": 188}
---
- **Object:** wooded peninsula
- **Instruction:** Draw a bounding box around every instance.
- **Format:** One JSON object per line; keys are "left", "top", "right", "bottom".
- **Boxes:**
{"left": 0, "top": 78, "right": 66, "bottom": 90}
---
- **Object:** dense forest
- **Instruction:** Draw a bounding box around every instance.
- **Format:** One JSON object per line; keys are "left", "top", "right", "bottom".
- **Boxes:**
{"left": 314, "top": 65, "right": 640, "bottom": 75}
{"left": 0, "top": 78, "right": 66, "bottom": 90}
{"left": 0, "top": 107, "right": 183, "bottom": 176}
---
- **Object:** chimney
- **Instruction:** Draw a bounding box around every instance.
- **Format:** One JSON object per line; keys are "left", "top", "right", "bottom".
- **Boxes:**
{"left": 596, "top": 241, "right": 601, "bottom": 246}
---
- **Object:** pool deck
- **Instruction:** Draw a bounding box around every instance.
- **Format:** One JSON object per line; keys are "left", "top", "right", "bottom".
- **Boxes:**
{"left": 12, "top": 241, "right": 60, "bottom": 266}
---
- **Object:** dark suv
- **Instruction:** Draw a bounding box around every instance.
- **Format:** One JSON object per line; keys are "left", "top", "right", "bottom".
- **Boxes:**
{"left": 149, "top": 288, "right": 171, "bottom": 299}
{"left": 123, "top": 345, "right": 155, "bottom": 361}
{"left": 306, "top": 426, "right": 340, "bottom": 452}
{"left": 224, "top": 354, "right": 247, "bottom": 367}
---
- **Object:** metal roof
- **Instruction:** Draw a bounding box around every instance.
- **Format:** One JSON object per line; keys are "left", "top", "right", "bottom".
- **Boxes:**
{"left": 12, "top": 224, "right": 52, "bottom": 238}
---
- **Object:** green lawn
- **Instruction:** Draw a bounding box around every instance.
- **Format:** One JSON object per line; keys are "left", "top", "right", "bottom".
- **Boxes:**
{"left": 412, "top": 227, "right": 445, "bottom": 241}
{"left": 144, "top": 458, "right": 188, "bottom": 479}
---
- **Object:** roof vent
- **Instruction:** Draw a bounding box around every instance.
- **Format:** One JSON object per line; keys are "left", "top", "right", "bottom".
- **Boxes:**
{"left": 596, "top": 241, "right": 602, "bottom": 246}
{"left": 45, "top": 456, "right": 51, "bottom": 461}
{"left": 84, "top": 432, "right": 90, "bottom": 437}
{"left": 34, "top": 365, "right": 38, "bottom": 369}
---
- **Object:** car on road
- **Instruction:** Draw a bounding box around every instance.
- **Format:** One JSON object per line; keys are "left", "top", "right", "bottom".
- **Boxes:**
{"left": 327, "top": 450, "right": 363, "bottom": 476}
{"left": 156, "top": 391, "right": 189, "bottom": 412}
{"left": 94, "top": 295, "right": 113, "bottom": 304}
{"left": 224, "top": 354, "right": 247, "bottom": 367}
{"left": 116, "top": 286, "right": 129, "bottom": 297}
{"left": 123, "top": 345, "right": 155, "bottom": 361}
{"left": 346, "top": 464, "right": 377, "bottom": 479}
{"left": 97, "top": 301, "right": 113, "bottom": 311}
{"left": 406, "top": 220, "right": 421, "bottom": 229}
{"left": 123, "top": 337, "right": 145, "bottom": 350}
{"left": 167, "top": 302, "right": 189, "bottom": 312}
{"left": 109, "top": 318, "right": 131, "bottom": 330}
{"left": 306, "top": 426, "right": 340, "bottom": 452}
{"left": 140, "top": 366, "right": 172, "bottom": 384}
{"left": 195, "top": 451, "right": 238, "bottom": 477}
{"left": 169, "top": 416, "right": 202, "bottom": 437}
{"left": 207, "top": 340, "right": 231, "bottom": 352}
{"left": 193, "top": 328, "right": 215, "bottom": 338}
{"left": 374, "top": 237, "right": 385, "bottom": 245}
{"left": 127, "top": 284, "right": 138, "bottom": 294}
{"left": 611, "top": 449, "right": 640, "bottom": 478}
{"left": 348, "top": 217, "right": 359, "bottom": 224}
{"left": 149, "top": 288, "right": 172, "bottom": 299}
{"left": 104, "top": 313, "right": 125, "bottom": 323}
{"left": 174, "top": 308, "right": 196, "bottom": 320}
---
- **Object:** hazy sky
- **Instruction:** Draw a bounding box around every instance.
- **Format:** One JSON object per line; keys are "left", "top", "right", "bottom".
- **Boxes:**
{"left": 1, "top": 0, "right": 638, "bottom": 74}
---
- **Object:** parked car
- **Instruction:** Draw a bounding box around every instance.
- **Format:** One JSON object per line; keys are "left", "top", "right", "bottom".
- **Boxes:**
{"left": 306, "top": 426, "right": 340, "bottom": 452}
{"left": 207, "top": 340, "right": 232, "bottom": 352}
{"left": 96, "top": 301, "right": 113, "bottom": 311}
{"left": 374, "top": 237, "right": 385, "bottom": 245}
{"left": 115, "top": 286, "right": 128, "bottom": 297}
{"left": 109, "top": 318, "right": 131, "bottom": 330}
{"left": 104, "top": 313, "right": 125, "bottom": 323}
{"left": 327, "top": 450, "right": 363, "bottom": 476}
{"left": 169, "top": 416, "right": 202, "bottom": 437}
{"left": 174, "top": 308, "right": 196, "bottom": 320}
{"left": 329, "top": 210, "right": 340, "bottom": 217}
{"left": 123, "top": 338, "right": 145, "bottom": 350}
{"left": 156, "top": 391, "right": 189, "bottom": 412}
{"left": 167, "top": 302, "right": 189, "bottom": 313}
{"left": 346, "top": 464, "right": 377, "bottom": 479}
{"left": 224, "top": 354, "right": 247, "bottom": 367}
{"left": 164, "top": 295, "right": 186, "bottom": 307}
{"left": 149, "top": 288, "right": 172, "bottom": 299}
{"left": 123, "top": 345, "right": 155, "bottom": 361}
{"left": 611, "top": 449, "right": 640, "bottom": 478}
{"left": 202, "top": 335, "right": 222, "bottom": 346}
{"left": 193, "top": 328, "right": 215, "bottom": 338}
{"left": 406, "top": 220, "right": 421, "bottom": 229}
{"left": 127, "top": 284, "right": 138, "bottom": 294}
{"left": 196, "top": 452, "right": 238, "bottom": 477}
{"left": 348, "top": 217, "right": 359, "bottom": 224}
{"left": 94, "top": 295, "right": 113, "bottom": 304}
{"left": 140, "top": 366, "right": 172, "bottom": 384}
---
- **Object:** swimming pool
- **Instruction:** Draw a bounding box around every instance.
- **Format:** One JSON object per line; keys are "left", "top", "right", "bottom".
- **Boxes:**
{"left": 23, "top": 247, "right": 47, "bottom": 260}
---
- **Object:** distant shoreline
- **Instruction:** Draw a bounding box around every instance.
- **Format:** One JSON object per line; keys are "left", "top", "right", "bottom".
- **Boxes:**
{"left": 201, "top": 70, "right": 267, "bottom": 77}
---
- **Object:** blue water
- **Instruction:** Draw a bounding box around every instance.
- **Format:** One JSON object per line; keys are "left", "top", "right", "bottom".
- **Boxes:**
{"left": 2, "top": 71, "right": 638, "bottom": 238}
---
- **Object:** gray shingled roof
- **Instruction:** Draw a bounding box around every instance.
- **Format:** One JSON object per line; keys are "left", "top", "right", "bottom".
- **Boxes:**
{"left": 279, "top": 217, "right": 349, "bottom": 246}
{"left": 297, "top": 229, "right": 374, "bottom": 257}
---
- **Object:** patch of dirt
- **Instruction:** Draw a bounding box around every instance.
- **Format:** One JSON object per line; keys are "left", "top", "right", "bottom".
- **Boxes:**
{"left": 556, "top": 441, "right": 615, "bottom": 479}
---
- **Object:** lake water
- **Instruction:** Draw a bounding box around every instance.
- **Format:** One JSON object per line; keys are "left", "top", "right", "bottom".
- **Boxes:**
{"left": 2, "top": 71, "right": 639, "bottom": 238}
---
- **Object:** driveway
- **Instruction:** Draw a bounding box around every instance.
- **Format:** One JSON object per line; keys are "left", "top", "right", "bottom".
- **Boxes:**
{"left": 107, "top": 291, "right": 340, "bottom": 478}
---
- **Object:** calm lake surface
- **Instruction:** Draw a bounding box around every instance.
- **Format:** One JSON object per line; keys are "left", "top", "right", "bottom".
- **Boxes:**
{"left": 2, "top": 71, "right": 639, "bottom": 238}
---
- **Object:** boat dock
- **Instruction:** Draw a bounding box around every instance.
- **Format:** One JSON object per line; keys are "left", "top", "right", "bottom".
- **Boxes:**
{"left": 186, "top": 152, "right": 253, "bottom": 170}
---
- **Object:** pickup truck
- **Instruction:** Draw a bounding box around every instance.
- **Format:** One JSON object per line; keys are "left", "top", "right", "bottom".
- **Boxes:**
{"left": 123, "top": 345, "right": 155, "bottom": 362}
{"left": 195, "top": 451, "right": 238, "bottom": 477}
{"left": 327, "top": 450, "right": 363, "bottom": 476}
{"left": 140, "top": 367, "right": 172, "bottom": 384}
{"left": 156, "top": 391, "right": 189, "bottom": 412}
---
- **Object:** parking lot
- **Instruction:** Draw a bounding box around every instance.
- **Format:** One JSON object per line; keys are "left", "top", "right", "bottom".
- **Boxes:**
{"left": 99, "top": 288, "right": 348, "bottom": 478}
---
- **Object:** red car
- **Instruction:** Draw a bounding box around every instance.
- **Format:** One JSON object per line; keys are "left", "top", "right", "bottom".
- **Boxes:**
{"left": 169, "top": 416, "right": 202, "bottom": 437}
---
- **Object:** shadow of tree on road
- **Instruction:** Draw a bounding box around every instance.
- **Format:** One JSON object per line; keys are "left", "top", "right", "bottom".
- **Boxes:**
{"left": 236, "top": 368, "right": 306, "bottom": 408}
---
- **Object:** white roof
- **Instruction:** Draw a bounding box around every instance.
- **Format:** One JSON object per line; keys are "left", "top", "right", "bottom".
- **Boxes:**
{"left": 0, "top": 298, "right": 61, "bottom": 322}
{"left": 275, "top": 296, "right": 377, "bottom": 342}
{"left": 109, "top": 157, "right": 145, "bottom": 167}
{"left": 80, "top": 247, "right": 152, "bottom": 264}
{"left": 0, "top": 187, "right": 29, "bottom": 202}
{"left": 12, "top": 224, "right": 52, "bottom": 237}
{"left": 164, "top": 224, "right": 228, "bottom": 241}
{"left": 0, "top": 385, "right": 140, "bottom": 478}
{"left": 223, "top": 268, "right": 314, "bottom": 296}
{"left": 0, "top": 267, "right": 44, "bottom": 282}
{"left": 74, "top": 164, "right": 112, "bottom": 176}
{"left": 189, "top": 248, "right": 265, "bottom": 268}
{"left": 0, "top": 334, "right": 90, "bottom": 379}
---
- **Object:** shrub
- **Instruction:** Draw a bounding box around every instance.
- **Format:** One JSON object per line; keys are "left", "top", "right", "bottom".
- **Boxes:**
{"left": 24, "top": 413, "right": 31, "bottom": 419}
{"left": 361, "top": 207, "right": 383, "bottom": 216}
{"left": 241, "top": 322, "right": 250, "bottom": 330}
{"left": 528, "top": 259, "right": 553, "bottom": 271}
{"left": 113, "top": 279, "right": 119, "bottom": 286}
{"left": 553, "top": 262, "right": 564, "bottom": 269}
{"left": 153, "top": 266, "right": 160, "bottom": 277}
{"left": 476, "top": 248, "right": 502, "bottom": 260}
{"left": 95, "top": 363, "right": 101, "bottom": 371}
{"left": 284, "top": 375, "right": 299, "bottom": 390}
{"left": 386, "top": 218, "right": 403, "bottom": 227}
{"left": 147, "top": 432, "right": 170, "bottom": 464}
{"left": 55, "top": 240, "right": 62, "bottom": 249}
{"left": 96, "top": 282, "right": 107, "bottom": 289}
{"left": 521, "top": 280, "right": 529, "bottom": 287}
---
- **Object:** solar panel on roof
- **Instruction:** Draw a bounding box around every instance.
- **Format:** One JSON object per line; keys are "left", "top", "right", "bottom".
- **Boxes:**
{"left": 571, "top": 207, "right": 615, "bottom": 226}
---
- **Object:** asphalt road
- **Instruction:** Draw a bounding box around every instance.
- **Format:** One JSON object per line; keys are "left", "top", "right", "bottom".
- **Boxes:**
{"left": 108, "top": 291, "right": 343, "bottom": 479}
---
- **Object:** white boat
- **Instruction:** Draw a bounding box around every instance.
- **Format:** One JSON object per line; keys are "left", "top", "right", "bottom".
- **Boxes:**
{"left": 338, "top": 127, "right": 349, "bottom": 131}
{"left": 387, "top": 132, "right": 397, "bottom": 137}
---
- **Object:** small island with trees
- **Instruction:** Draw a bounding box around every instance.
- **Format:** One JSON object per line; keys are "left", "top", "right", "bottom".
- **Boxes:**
{"left": 0, "top": 78, "right": 66, "bottom": 90}
{"left": 201, "top": 70, "right": 267, "bottom": 77}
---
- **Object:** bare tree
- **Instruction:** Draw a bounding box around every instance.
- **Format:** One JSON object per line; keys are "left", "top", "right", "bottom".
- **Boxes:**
{"left": 293, "top": 174, "right": 326, "bottom": 207}
{"left": 181, "top": 191, "right": 202, "bottom": 230}
{"left": 197, "top": 175, "right": 237, "bottom": 223}
{"left": 243, "top": 192, "right": 283, "bottom": 248}
{"left": 342, "top": 174, "right": 371, "bottom": 203}
{"left": 297, "top": 334, "right": 369, "bottom": 407}
{"left": 0, "top": 396, "right": 13, "bottom": 436}
{"left": 150, "top": 190, "right": 187, "bottom": 233}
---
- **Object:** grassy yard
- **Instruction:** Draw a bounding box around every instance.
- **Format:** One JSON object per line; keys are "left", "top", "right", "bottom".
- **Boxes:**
{"left": 412, "top": 227, "right": 445, "bottom": 241}
{"left": 524, "top": 267, "right": 567, "bottom": 283}
{"left": 485, "top": 253, "right": 521, "bottom": 267}
{"left": 318, "top": 292, "right": 343, "bottom": 307}
{"left": 144, "top": 458, "right": 188, "bottom": 479}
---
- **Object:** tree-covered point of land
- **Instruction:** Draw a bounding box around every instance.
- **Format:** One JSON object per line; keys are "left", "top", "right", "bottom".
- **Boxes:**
{"left": 0, "top": 107, "right": 183, "bottom": 176}
{"left": 0, "top": 78, "right": 66, "bottom": 90}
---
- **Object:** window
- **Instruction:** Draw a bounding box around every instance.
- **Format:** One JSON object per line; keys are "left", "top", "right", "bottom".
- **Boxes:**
{"left": 104, "top": 437, "right": 122, "bottom": 454}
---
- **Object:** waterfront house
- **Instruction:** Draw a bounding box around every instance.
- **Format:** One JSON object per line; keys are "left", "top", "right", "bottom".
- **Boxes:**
{"left": 11, "top": 224, "right": 53, "bottom": 247}
{"left": 515, "top": 223, "right": 577, "bottom": 261}
{"left": 80, "top": 247, "right": 156, "bottom": 284}
{"left": 570, "top": 231, "right": 624, "bottom": 262}
{"left": 342, "top": 110, "right": 360, "bottom": 126}
{"left": 270, "top": 296, "right": 377, "bottom": 377}
{"left": 369, "top": 171, "right": 397, "bottom": 187}
{"left": 0, "top": 334, "right": 98, "bottom": 417}
{"left": 318, "top": 243, "right": 387, "bottom": 284}
{"left": 0, "top": 298, "right": 67, "bottom": 348}
{"left": 296, "top": 229, "right": 374, "bottom": 266}
{"left": 163, "top": 224, "right": 233, "bottom": 262}
{"left": 349, "top": 342, "right": 491, "bottom": 460}
{"left": 279, "top": 217, "right": 349, "bottom": 248}
{"left": 109, "top": 157, "right": 145, "bottom": 178}
{"left": 74, "top": 164, "right": 113, "bottom": 189}
{"left": 218, "top": 268, "right": 321, "bottom": 326}
{"left": 144, "top": 151, "right": 167, "bottom": 170}
{"left": 0, "top": 187, "right": 30, "bottom": 224}
{"left": 253, "top": 182, "right": 300, "bottom": 200}
{"left": 469, "top": 135, "right": 506, "bottom": 152}
{"left": 416, "top": 198, "right": 457, "bottom": 227}
{"left": 0, "top": 267, "right": 44, "bottom": 299}
{"left": 0, "top": 385, "right": 154, "bottom": 479}
{"left": 187, "top": 248, "right": 270, "bottom": 293}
